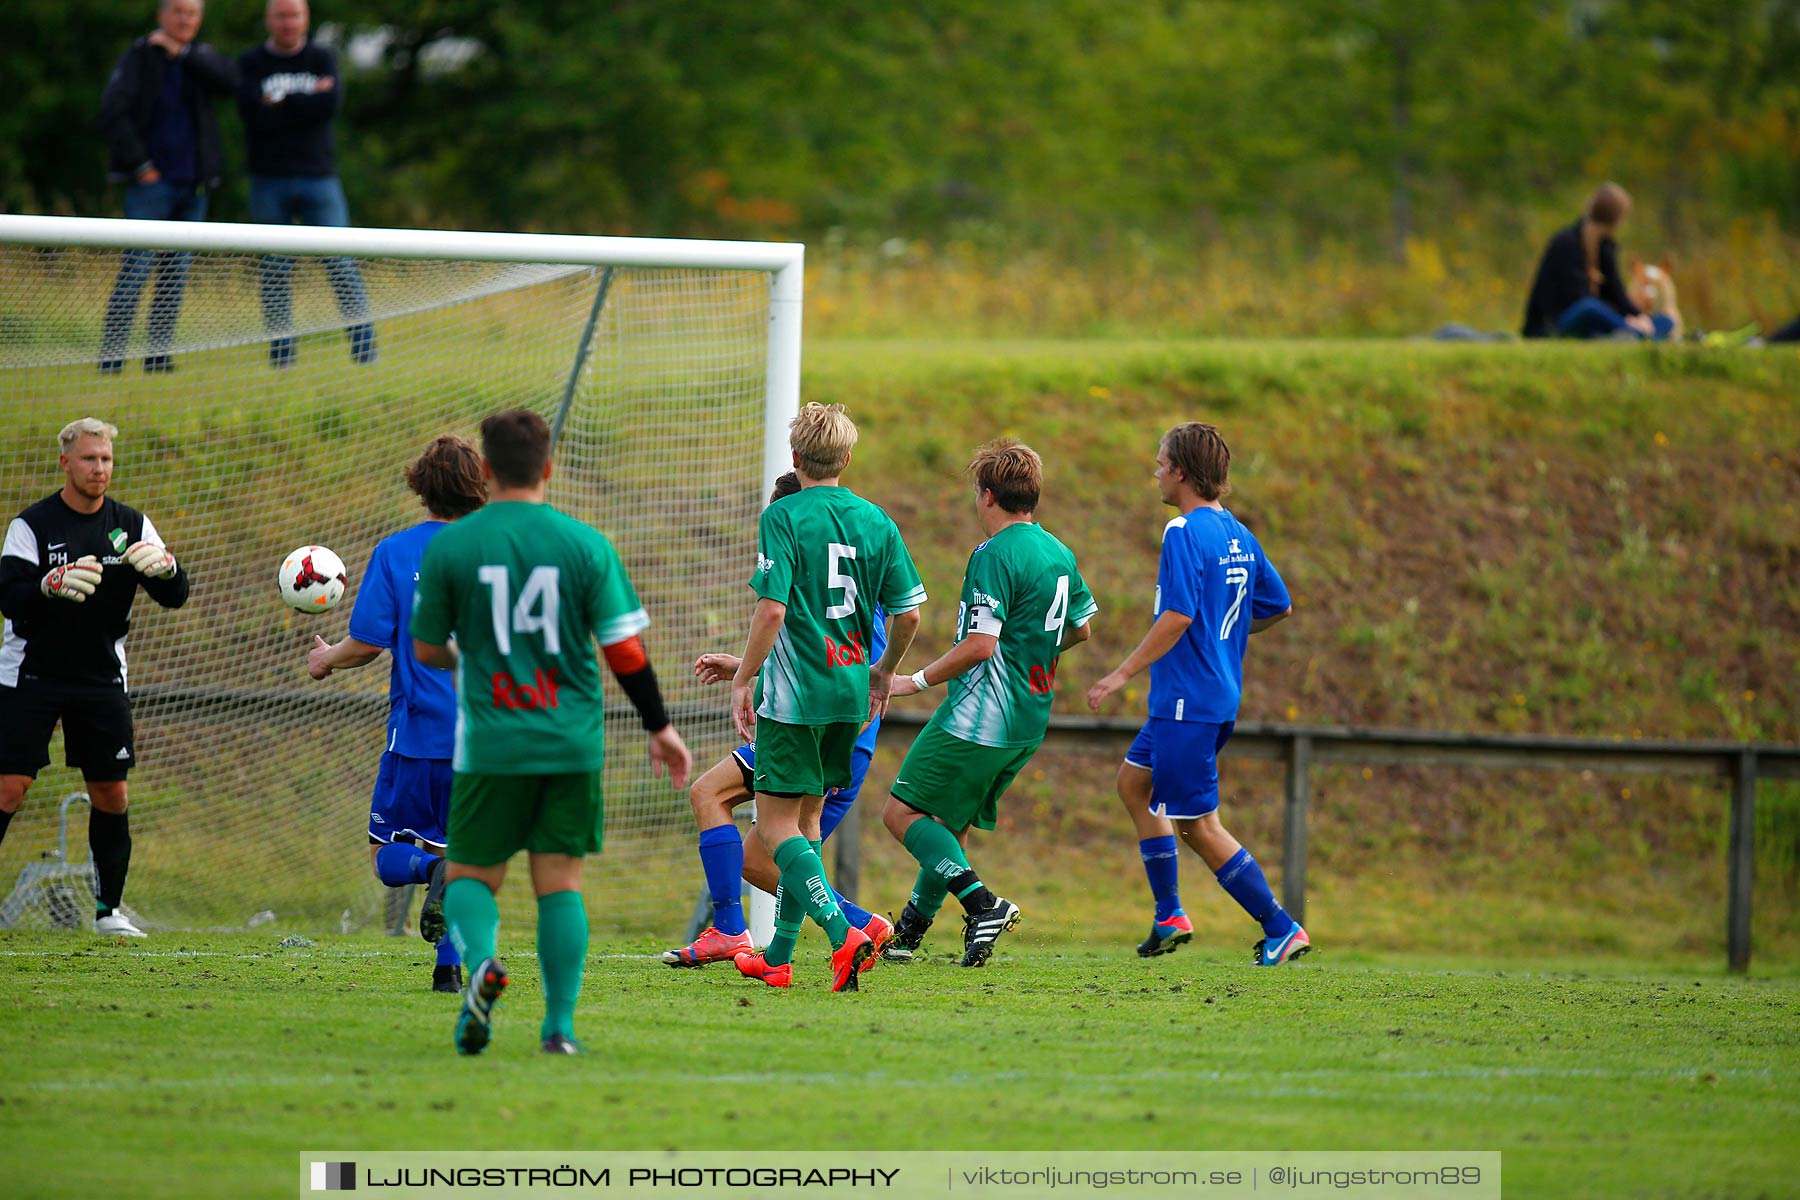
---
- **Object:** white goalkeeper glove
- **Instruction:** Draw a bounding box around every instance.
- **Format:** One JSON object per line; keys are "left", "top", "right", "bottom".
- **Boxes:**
{"left": 41, "top": 557, "right": 104, "bottom": 603}
{"left": 124, "top": 540, "right": 177, "bottom": 579}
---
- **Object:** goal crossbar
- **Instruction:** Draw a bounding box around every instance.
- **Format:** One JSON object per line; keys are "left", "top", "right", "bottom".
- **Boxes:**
{"left": 0, "top": 214, "right": 804, "bottom": 501}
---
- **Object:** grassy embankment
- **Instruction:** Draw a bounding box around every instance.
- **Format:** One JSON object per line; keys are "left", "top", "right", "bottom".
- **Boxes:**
{"left": 798, "top": 339, "right": 1800, "bottom": 965}
{"left": 2, "top": 320, "right": 1796, "bottom": 964}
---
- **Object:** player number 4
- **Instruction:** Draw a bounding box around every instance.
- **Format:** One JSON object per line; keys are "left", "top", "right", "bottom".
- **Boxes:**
{"left": 478, "top": 564, "right": 562, "bottom": 655}
{"left": 1043, "top": 574, "right": 1070, "bottom": 635}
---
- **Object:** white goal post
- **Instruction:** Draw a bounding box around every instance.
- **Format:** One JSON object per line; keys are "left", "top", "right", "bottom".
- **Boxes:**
{"left": 0, "top": 214, "right": 797, "bottom": 940}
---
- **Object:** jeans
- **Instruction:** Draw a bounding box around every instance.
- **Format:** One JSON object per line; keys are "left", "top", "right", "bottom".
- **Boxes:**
{"left": 1555, "top": 296, "right": 1675, "bottom": 341}
{"left": 249, "top": 174, "right": 375, "bottom": 364}
{"left": 100, "top": 181, "right": 207, "bottom": 367}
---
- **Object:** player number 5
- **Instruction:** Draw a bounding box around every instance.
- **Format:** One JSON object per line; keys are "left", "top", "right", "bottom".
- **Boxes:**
{"left": 826, "top": 543, "right": 858, "bottom": 619}
{"left": 478, "top": 564, "right": 562, "bottom": 655}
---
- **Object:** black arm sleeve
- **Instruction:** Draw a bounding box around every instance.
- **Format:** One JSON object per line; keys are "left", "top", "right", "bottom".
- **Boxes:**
{"left": 0, "top": 554, "right": 48, "bottom": 622}
{"left": 97, "top": 48, "right": 149, "bottom": 172}
{"left": 187, "top": 44, "right": 239, "bottom": 95}
{"left": 140, "top": 565, "right": 190, "bottom": 610}
{"left": 615, "top": 663, "right": 670, "bottom": 732}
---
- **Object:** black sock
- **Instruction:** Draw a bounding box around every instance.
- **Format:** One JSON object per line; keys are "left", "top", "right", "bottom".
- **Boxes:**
{"left": 88, "top": 807, "right": 132, "bottom": 916}
{"left": 948, "top": 871, "right": 996, "bottom": 915}
{"left": 0, "top": 807, "right": 13, "bottom": 846}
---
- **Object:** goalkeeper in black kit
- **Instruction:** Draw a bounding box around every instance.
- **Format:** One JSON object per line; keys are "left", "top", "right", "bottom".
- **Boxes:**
{"left": 0, "top": 418, "right": 190, "bottom": 937}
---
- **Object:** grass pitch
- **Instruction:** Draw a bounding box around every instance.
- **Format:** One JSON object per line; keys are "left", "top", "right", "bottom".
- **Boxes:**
{"left": 4, "top": 932, "right": 1796, "bottom": 1199}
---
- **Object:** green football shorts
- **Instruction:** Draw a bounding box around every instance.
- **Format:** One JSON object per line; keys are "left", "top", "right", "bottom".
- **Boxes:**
{"left": 753, "top": 718, "right": 861, "bottom": 797}
{"left": 447, "top": 770, "right": 604, "bottom": 866}
{"left": 890, "top": 722, "right": 1038, "bottom": 832}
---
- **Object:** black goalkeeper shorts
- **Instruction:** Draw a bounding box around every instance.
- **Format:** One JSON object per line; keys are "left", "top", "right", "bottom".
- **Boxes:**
{"left": 0, "top": 681, "right": 136, "bottom": 781}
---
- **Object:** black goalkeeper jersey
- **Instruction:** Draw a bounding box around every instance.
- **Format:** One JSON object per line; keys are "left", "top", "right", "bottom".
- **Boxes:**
{"left": 0, "top": 491, "right": 189, "bottom": 689}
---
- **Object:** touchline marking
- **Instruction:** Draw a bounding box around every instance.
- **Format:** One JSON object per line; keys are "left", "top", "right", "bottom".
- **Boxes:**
{"left": 15, "top": 1065, "right": 1778, "bottom": 1095}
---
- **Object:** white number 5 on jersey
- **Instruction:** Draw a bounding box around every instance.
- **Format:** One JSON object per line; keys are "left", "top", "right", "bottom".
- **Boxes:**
{"left": 826, "top": 543, "right": 858, "bottom": 619}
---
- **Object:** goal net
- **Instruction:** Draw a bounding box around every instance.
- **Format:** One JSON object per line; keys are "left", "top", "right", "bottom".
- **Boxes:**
{"left": 0, "top": 215, "right": 800, "bottom": 938}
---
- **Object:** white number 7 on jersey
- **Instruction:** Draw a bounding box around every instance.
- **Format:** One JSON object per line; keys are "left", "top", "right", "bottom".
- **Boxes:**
{"left": 1219, "top": 566, "right": 1250, "bottom": 640}
{"left": 478, "top": 564, "right": 562, "bottom": 655}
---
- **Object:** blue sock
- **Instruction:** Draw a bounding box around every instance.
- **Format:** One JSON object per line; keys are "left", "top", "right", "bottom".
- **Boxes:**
{"left": 1215, "top": 848, "right": 1295, "bottom": 938}
{"left": 1139, "top": 836, "right": 1183, "bottom": 922}
{"left": 697, "top": 825, "right": 747, "bottom": 937}
{"left": 436, "top": 934, "right": 461, "bottom": 967}
{"left": 833, "top": 886, "right": 873, "bottom": 930}
{"left": 374, "top": 841, "right": 434, "bottom": 887}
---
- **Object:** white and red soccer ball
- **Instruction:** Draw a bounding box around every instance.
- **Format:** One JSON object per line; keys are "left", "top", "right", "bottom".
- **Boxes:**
{"left": 278, "top": 545, "right": 348, "bottom": 613}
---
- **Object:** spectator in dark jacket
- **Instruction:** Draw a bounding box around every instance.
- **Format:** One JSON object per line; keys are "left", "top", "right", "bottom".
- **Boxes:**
{"left": 96, "top": 0, "right": 237, "bottom": 374}
{"left": 238, "top": 0, "right": 375, "bottom": 367}
{"left": 1521, "top": 184, "right": 1673, "bottom": 342}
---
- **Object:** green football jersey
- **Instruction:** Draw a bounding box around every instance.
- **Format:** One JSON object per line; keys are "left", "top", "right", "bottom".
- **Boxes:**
{"left": 927, "top": 521, "right": 1098, "bottom": 748}
{"left": 411, "top": 501, "right": 649, "bottom": 774}
{"left": 749, "top": 485, "right": 927, "bottom": 725}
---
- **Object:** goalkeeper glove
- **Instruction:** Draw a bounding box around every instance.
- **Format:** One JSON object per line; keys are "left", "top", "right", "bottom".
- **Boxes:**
{"left": 124, "top": 540, "right": 177, "bottom": 579}
{"left": 42, "top": 557, "right": 104, "bottom": 603}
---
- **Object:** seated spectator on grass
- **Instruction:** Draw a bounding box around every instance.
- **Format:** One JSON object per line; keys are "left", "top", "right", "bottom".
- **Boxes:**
{"left": 1521, "top": 184, "right": 1673, "bottom": 341}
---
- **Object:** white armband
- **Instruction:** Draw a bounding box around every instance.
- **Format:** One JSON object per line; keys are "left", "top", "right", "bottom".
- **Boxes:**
{"left": 910, "top": 670, "right": 932, "bottom": 691}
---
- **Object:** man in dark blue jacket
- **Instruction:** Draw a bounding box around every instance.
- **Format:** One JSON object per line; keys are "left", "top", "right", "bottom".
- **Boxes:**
{"left": 97, "top": 0, "right": 237, "bottom": 374}
{"left": 239, "top": 0, "right": 376, "bottom": 368}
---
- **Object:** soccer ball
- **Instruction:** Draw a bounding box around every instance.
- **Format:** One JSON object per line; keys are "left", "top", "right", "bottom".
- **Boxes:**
{"left": 278, "top": 545, "right": 348, "bottom": 613}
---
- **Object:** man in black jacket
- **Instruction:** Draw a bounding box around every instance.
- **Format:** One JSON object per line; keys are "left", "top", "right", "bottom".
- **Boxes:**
{"left": 239, "top": 0, "right": 376, "bottom": 368}
{"left": 0, "top": 419, "right": 191, "bottom": 938}
{"left": 96, "top": 0, "right": 237, "bottom": 374}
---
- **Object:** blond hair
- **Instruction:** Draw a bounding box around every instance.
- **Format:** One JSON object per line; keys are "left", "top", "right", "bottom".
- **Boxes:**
{"left": 789, "top": 402, "right": 858, "bottom": 479}
{"left": 59, "top": 417, "right": 119, "bottom": 454}
{"left": 967, "top": 438, "right": 1042, "bottom": 513}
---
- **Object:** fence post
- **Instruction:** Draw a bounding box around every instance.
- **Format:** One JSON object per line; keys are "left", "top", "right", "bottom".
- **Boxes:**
{"left": 1727, "top": 749, "right": 1756, "bottom": 974}
{"left": 834, "top": 794, "right": 863, "bottom": 904}
{"left": 1283, "top": 733, "right": 1312, "bottom": 924}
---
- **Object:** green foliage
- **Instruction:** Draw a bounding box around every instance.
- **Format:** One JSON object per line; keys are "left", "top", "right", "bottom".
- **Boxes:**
{"left": 10, "top": 0, "right": 1800, "bottom": 251}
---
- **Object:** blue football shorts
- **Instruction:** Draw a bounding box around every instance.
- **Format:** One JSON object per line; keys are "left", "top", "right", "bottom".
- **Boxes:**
{"left": 734, "top": 715, "right": 879, "bottom": 841}
{"left": 1125, "top": 717, "right": 1235, "bottom": 820}
{"left": 366, "top": 751, "right": 453, "bottom": 848}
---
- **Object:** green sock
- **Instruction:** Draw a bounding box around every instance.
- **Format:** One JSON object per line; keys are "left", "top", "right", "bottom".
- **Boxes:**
{"left": 765, "top": 883, "right": 805, "bottom": 967}
{"left": 909, "top": 870, "right": 949, "bottom": 918}
{"left": 902, "top": 818, "right": 970, "bottom": 891}
{"left": 536, "top": 890, "right": 587, "bottom": 1041}
{"left": 772, "top": 836, "right": 849, "bottom": 947}
{"left": 444, "top": 876, "right": 499, "bottom": 967}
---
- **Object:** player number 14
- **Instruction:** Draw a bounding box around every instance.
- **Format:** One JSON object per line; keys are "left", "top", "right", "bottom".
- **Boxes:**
{"left": 477, "top": 564, "right": 562, "bottom": 655}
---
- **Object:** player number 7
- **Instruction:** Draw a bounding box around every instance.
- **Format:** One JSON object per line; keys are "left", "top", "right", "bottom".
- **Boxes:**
{"left": 1219, "top": 566, "right": 1249, "bottom": 640}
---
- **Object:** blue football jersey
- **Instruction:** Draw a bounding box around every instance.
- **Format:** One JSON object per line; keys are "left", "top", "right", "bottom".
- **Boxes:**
{"left": 1147, "top": 506, "right": 1289, "bottom": 723}
{"left": 856, "top": 603, "right": 890, "bottom": 754}
{"left": 347, "top": 520, "right": 459, "bottom": 759}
